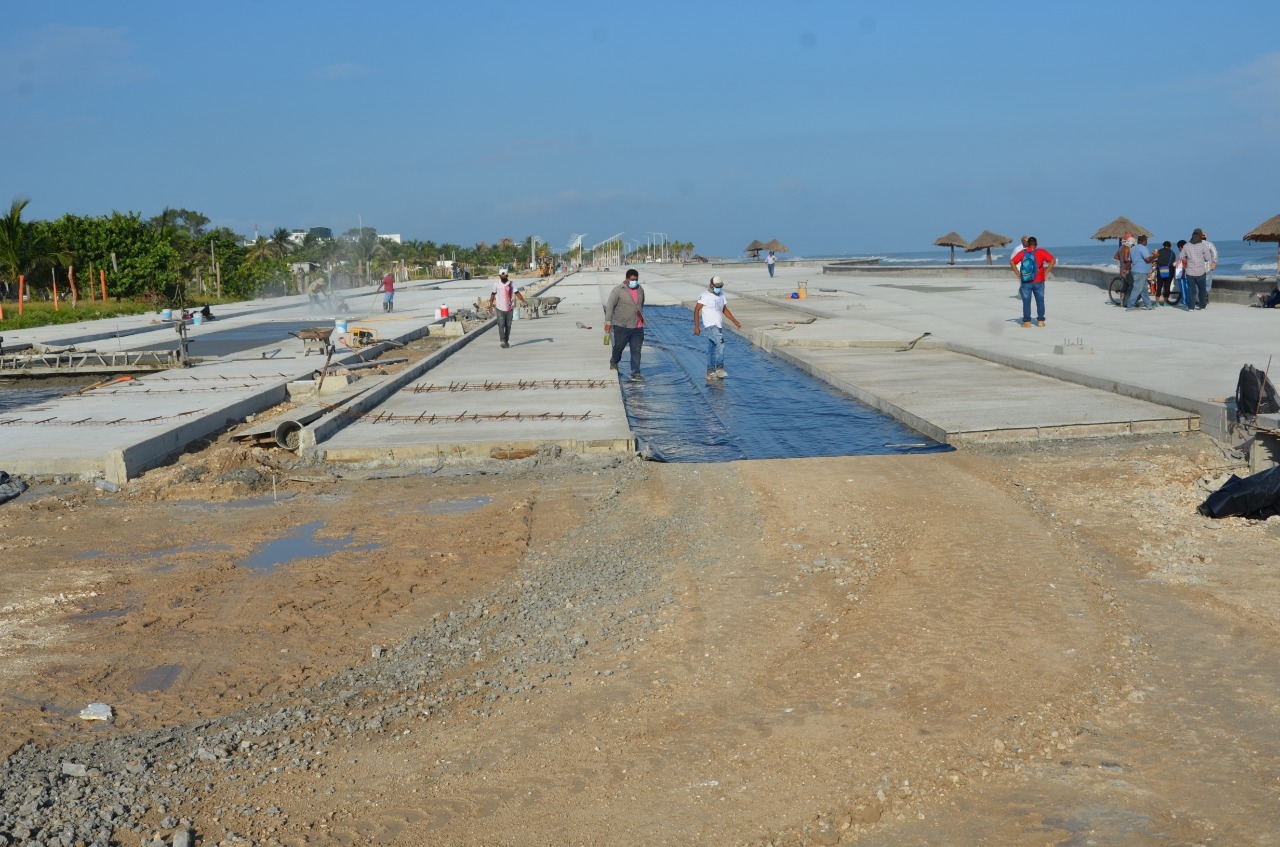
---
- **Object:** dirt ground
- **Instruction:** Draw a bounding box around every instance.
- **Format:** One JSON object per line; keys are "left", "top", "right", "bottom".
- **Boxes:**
{"left": 2, "top": 431, "right": 1279, "bottom": 845}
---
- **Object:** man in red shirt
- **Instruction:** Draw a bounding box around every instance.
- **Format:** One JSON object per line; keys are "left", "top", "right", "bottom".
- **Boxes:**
{"left": 1009, "top": 236, "right": 1055, "bottom": 327}
{"left": 378, "top": 272, "right": 395, "bottom": 312}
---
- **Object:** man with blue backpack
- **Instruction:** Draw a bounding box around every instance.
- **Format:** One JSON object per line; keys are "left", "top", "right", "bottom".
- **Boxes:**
{"left": 1009, "top": 236, "right": 1056, "bottom": 327}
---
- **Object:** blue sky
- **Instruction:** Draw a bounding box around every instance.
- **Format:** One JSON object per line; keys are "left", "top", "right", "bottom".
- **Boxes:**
{"left": 4, "top": 1, "right": 1280, "bottom": 257}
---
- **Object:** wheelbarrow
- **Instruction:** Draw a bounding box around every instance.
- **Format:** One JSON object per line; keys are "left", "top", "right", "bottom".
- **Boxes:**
{"left": 292, "top": 327, "right": 334, "bottom": 356}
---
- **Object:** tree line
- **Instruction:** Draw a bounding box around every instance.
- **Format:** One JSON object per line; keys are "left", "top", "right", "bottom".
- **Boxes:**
{"left": 0, "top": 198, "right": 696, "bottom": 305}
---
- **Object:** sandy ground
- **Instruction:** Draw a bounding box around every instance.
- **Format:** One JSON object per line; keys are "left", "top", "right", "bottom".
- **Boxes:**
{"left": 2, "top": 430, "right": 1279, "bottom": 845}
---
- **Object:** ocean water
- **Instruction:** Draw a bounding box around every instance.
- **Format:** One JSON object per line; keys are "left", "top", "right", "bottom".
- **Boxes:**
{"left": 812, "top": 241, "right": 1280, "bottom": 278}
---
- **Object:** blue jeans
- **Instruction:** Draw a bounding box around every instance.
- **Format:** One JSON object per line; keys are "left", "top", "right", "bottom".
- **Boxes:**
{"left": 1187, "top": 274, "right": 1208, "bottom": 309}
{"left": 767, "top": 263, "right": 775, "bottom": 277}
{"left": 703, "top": 325, "right": 725, "bottom": 373}
{"left": 610, "top": 326, "right": 644, "bottom": 375}
{"left": 1019, "top": 282, "right": 1044, "bottom": 323}
{"left": 1125, "top": 272, "right": 1152, "bottom": 309}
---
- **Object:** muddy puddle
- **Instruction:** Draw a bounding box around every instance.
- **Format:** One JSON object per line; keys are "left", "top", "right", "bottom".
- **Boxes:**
{"left": 239, "top": 521, "right": 378, "bottom": 572}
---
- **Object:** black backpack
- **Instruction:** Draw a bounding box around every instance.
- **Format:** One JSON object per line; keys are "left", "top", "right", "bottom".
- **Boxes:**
{"left": 1235, "top": 364, "right": 1280, "bottom": 421}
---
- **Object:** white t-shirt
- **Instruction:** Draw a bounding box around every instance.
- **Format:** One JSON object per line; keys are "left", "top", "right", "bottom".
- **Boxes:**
{"left": 491, "top": 279, "right": 519, "bottom": 311}
{"left": 697, "top": 291, "right": 727, "bottom": 328}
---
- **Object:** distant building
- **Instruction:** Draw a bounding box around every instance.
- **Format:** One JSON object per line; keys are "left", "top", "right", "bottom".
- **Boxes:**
{"left": 308, "top": 227, "right": 334, "bottom": 240}
{"left": 288, "top": 229, "right": 308, "bottom": 246}
{"left": 378, "top": 233, "right": 402, "bottom": 244}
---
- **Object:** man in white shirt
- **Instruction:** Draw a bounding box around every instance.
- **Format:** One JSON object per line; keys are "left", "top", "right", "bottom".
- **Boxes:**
{"left": 692, "top": 275, "right": 742, "bottom": 382}
{"left": 488, "top": 270, "right": 528, "bottom": 348}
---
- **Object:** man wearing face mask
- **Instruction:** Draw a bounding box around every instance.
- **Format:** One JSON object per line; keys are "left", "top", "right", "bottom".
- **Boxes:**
{"left": 604, "top": 269, "right": 646, "bottom": 381}
{"left": 693, "top": 275, "right": 742, "bottom": 382}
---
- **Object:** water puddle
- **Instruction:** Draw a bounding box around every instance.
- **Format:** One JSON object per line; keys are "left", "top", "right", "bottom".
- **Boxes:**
{"left": 66, "top": 607, "right": 131, "bottom": 624}
{"left": 238, "top": 521, "right": 377, "bottom": 572}
{"left": 134, "top": 664, "right": 184, "bottom": 693}
{"left": 421, "top": 495, "right": 492, "bottom": 515}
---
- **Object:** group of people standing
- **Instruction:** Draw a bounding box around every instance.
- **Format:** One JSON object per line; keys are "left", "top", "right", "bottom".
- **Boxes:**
{"left": 1116, "top": 229, "right": 1218, "bottom": 311}
{"left": 1010, "top": 227, "right": 1221, "bottom": 327}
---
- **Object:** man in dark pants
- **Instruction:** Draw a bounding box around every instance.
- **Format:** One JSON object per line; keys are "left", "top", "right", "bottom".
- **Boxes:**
{"left": 604, "top": 269, "right": 646, "bottom": 381}
{"left": 489, "top": 270, "right": 527, "bottom": 348}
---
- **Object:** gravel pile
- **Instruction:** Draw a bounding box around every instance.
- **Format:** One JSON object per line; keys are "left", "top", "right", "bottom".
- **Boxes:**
{"left": 0, "top": 453, "right": 689, "bottom": 846}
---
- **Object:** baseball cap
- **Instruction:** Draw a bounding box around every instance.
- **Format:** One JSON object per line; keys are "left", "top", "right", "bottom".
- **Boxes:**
{"left": 710, "top": 275, "right": 723, "bottom": 287}
{"left": 499, "top": 269, "right": 508, "bottom": 276}
{"left": 1192, "top": 228, "right": 1205, "bottom": 238}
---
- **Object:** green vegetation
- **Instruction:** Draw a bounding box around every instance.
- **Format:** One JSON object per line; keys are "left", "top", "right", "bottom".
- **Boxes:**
{"left": 0, "top": 300, "right": 158, "bottom": 329}
{"left": 0, "top": 197, "right": 697, "bottom": 330}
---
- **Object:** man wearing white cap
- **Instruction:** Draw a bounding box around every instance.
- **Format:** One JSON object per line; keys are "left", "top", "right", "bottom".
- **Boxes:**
{"left": 489, "top": 270, "right": 527, "bottom": 348}
{"left": 693, "top": 275, "right": 742, "bottom": 382}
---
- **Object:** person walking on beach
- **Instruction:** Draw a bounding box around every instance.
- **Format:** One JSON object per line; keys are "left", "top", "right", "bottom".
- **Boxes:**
{"left": 489, "top": 270, "right": 528, "bottom": 349}
{"left": 1155, "top": 240, "right": 1177, "bottom": 305}
{"left": 1180, "top": 228, "right": 1216, "bottom": 310}
{"left": 604, "top": 269, "right": 646, "bottom": 381}
{"left": 378, "top": 272, "right": 395, "bottom": 312}
{"left": 766, "top": 251, "right": 776, "bottom": 278}
{"left": 1125, "top": 235, "right": 1155, "bottom": 311}
{"left": 693, "top": 275, "right": 743, "bottom": 383}
{"left": 1009, "top": 236, "right": 1055, "bottom": 327}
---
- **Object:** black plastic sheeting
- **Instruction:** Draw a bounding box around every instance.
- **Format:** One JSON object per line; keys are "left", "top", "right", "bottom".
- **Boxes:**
{"left": 618, "top": 305, "right": 952, "bottom": 462}
{"left": 1198, "top": 464, "right": 1280, "bottom": 519}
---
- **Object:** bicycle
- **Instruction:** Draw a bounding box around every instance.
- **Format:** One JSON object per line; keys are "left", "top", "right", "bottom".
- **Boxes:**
{"left": 1109, "top": 275, "right": 1181, "bottom": 307}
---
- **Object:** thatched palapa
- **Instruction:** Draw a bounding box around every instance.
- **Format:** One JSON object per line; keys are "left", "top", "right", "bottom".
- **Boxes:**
{"left": 1243, "top": 213, "right": 1280, "bottom": 276}
{"left": 933, "top": 231, "right": 968, "bottom": 266}
{"left": 763, "top": 239, "right": 788, "bottom": 253}
{"left": 964, "top": 230, "right": 1011, "bottom": 266}
{"left": 1091, "top": 216, "right": 1153, "bottom": 242}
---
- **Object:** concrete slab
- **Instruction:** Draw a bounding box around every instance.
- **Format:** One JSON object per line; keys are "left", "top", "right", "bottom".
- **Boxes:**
{"left": 603, "top": 262, "right": 1255, "bottom": 444}
{"left": 0, "top": 278, "right": 553, "bottom": 482}
{"left": 317, "top": 281, "right": 634, "bottom": 462}
{"left": 7, "top": 255, "right": 1279, "bottom": 479}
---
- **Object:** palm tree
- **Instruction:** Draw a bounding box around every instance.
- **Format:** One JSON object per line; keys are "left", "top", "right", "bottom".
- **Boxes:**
{"left": 245, "top": 235, "right": 276, "bottom": 263}
{"left": 0, "top": 197, "right": 69, "bottom": 303}
{"left": 347, "top": 230, "right": 385, "bottom": 285}
{"left": 270, "top": 227, "right": 294, "bottom": 258}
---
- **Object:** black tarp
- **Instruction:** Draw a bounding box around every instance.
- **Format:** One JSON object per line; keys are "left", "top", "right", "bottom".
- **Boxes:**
{"left": 0, "top": 471, "right": 27, "bottom": 506}
{"left": 1198, "top": 464, "right": 1280, "bottom": 519}
{"left": 616, "top": 305, "right": 951, "bottom": 462}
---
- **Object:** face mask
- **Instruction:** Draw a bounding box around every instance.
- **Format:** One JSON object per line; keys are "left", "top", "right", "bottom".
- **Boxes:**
{"left": 712, "top": 287, "right": 723, "bottom": 295}
{"left": 627, "top": 280, "right": 638, "bottom": 289}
